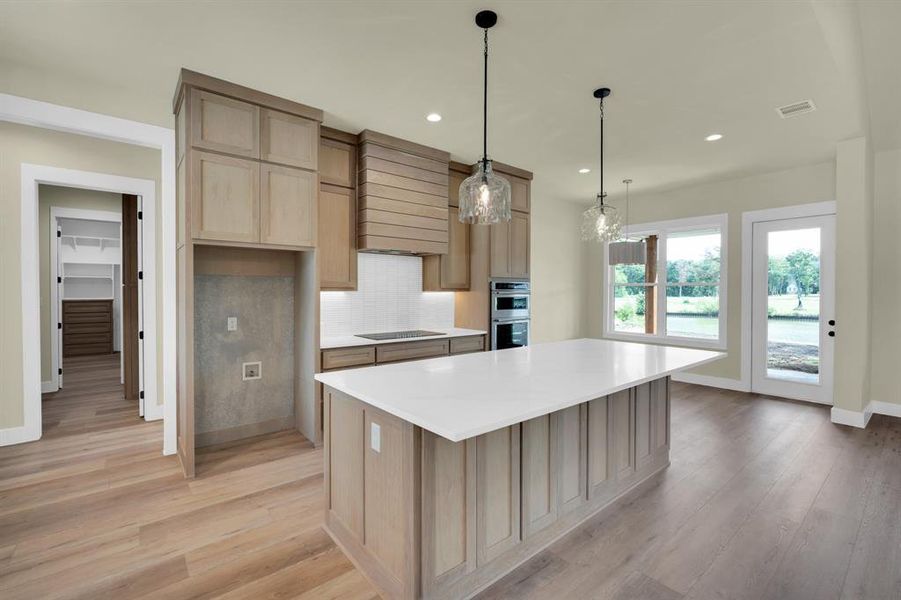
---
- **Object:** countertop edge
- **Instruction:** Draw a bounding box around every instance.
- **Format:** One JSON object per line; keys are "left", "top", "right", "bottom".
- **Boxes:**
{"left": 316, "top": 347, "right": 724, "bottom": 442}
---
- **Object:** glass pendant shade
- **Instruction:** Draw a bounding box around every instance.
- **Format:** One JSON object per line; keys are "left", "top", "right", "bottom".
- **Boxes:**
{"left": 459, "top": 160, "right": 511, "bottom": 225}
{"left": 581, "top": 196, "right": 622, "bottom": 242}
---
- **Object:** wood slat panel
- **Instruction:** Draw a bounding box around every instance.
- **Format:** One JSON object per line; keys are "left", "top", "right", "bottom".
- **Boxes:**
{"left": 359, "top": 169, "right": 448, "bottom": 198}
{"left": 358, "top": 209, "right": 446, "bottom": 232}
{"left": 359, "top": 196, "right": 447, "bottom": 220}
{"left": 357, "top": 132, "right": 450, "bottom": 164}
{"left": 360, "top": 156, "right": 449, "bottom": 186}
{"left": 359, "top": 223, "right": 448, "bottom": 243}
{"left": 358, "top": 235, "right": 448, "bottom": 255}
{"left": 359, "top": 183, "right": 447, "bottom": 208}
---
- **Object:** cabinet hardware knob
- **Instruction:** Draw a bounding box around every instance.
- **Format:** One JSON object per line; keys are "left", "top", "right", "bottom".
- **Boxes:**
{"left": 828, "top": 331, "right": 835, "bottom": 337}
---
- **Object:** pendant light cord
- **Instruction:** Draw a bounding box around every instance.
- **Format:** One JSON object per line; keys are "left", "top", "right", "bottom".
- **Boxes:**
{"left": 598, "top": 98, "right": 605, "bottom": 207}
{"left": 482, "top": 28, "right": 489, "bottom": 173}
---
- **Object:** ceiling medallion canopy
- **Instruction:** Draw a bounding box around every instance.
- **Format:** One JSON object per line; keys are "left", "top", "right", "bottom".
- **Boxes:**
{"left": 581, "top": 87, "right": 623, "bottom": 243}
{"left": 459, "top": 10, "right": 512, "bottom": 225}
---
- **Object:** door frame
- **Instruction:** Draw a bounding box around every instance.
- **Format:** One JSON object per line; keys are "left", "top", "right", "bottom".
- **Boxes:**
{"left": 48, "top": 206, "right": 123, "bottom": 394}
{"left": 740, "top": 201, "right": 836, "bottom": 393}
{"left": 750, "top": 213, "right": 835, "bottom": 404}
{"left": 1, "top": 93, "right": 175, "bottom": 454}
{"left": 19, "top": 165, "right": 162, "bottom": 447}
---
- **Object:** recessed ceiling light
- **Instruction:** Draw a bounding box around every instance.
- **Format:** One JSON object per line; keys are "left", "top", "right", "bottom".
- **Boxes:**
{"left": 426, "top": 113, "right": 442, "bottom": 122}
{"left": 705, "top": 133, "right": 723, "bottom": 142}
{"left": 578, "top": 168, "right": 591, "bottom": 174}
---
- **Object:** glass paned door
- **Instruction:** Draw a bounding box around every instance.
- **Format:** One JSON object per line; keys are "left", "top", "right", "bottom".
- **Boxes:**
{"left": 751, "top": 215, "right": 835, "bottom": 404}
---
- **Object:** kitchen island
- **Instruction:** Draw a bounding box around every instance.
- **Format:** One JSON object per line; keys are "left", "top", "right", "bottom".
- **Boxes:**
{"left": 315, "top": 338, "right": 722, "bottom": 599}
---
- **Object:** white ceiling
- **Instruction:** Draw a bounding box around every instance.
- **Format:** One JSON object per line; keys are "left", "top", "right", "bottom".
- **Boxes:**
{"left": 1, "top": 1, "right": 898, "bottom": 204}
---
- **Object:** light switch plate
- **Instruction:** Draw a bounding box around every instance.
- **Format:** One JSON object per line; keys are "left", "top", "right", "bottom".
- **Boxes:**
{"left": 227, "top": 317, "right": 237, "bottom": 331}
{"left": 242, "top": 361, "right": 261, "bottom": 381}
{"left": 370, "top": 422, "right": 381, "bottom": 453}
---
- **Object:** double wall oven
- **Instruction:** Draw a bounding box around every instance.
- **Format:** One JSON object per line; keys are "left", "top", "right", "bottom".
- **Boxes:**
{"left": 490, "top": 279, "right": 530, "bottom": 350}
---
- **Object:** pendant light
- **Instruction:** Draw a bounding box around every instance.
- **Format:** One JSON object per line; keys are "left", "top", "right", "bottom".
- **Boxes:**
{"left": 581, "top": 87, "right": 622, "bottom": 242}
{"left": 459, "top": 10, "right": 511, "bottom": 225}
{"left": 608, "top": 178, "right": 647, "bottom": 264}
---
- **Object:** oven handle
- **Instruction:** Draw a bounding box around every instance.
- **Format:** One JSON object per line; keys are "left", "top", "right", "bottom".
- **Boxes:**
{"left": 492, "top": 318, "right": 530, "bottom": 324}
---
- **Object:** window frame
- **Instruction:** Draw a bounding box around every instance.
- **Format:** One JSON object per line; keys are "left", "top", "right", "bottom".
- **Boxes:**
{"left": 603, "top": 213, "right": 728, "bottom": 350}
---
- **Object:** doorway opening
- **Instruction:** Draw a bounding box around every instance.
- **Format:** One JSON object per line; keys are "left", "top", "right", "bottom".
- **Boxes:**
{"left": 744, "top": 203, "right": 836, "bottom": 404}
{"left": 42, "top": 186, "right": 147, "bottom": 430}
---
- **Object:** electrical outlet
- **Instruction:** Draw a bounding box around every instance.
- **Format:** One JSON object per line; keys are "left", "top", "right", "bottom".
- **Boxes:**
{"left": 227, "top": 317, "right": 237, "bottom": 331}
{"left": 370, "top": 422, "right": 381, "bottom": 453}
{"left": 242, "top": 361, "right": 261, "bottom": 381}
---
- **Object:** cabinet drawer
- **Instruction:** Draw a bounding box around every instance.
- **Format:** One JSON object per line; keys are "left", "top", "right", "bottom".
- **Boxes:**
{"left": 376, "top": 339, "right": 449, "bottom": 364}
{"left": 64, "top": 312, "right": 111, "bottom": 325}
{"left": 64, "top": 342, "right": 111, "bottom": 356}
{"left": 65, "top": 321, "right": 112, "bottom": 334}
{"left": 322, "top": 346, "right": 376, "bottom": 371}
{"left": 63, "top": 300, "right": 111, "bottom": 314}
{"left": 64, "top": 332, "right": 112, "bottom": 346}
{"left": 450, "top": 336, "right": 485, "bottom": 355}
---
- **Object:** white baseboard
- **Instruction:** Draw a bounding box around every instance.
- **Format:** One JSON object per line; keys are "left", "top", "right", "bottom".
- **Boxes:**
{"left": 671, "top": 372, "right": 751, "bottom": 392}
{"left": 869, "top": 400, "right": 901, "bottom": 419}
{"left": 830, "top": 405, "right": 873, "bottom": 428}
{"left": 41, "top": 380, "right": 56, "bottom": 393}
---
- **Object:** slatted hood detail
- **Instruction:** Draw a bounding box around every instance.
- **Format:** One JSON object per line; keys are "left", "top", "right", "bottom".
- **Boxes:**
{"left": 357, "top": 130, "right": 450, "bottom": 255}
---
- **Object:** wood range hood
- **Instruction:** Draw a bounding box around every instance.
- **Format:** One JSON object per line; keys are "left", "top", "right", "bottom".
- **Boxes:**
{"left": 357, "top": 130, "right": 451, "bottom": 256}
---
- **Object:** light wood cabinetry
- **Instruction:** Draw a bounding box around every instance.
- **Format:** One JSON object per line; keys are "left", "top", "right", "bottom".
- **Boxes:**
{"left": 423, "top": 164, "right": 471, "bottom": 291}
{"left": 357, "top": 130, "right": 451, "bottom": 255}
{"left": 191, "top": 151, "right": 260, "bottom": 243}
{"left": 191, "top": 90, "right": 259, "bottom": 158}
{"left": 318, "top": 128, "right": 358, "bottom": 290}
{"left": 449, "top": 335, "right": 485, "bottom": 355}
{"left": 173, "top": 69, "right": 323, "bottom": 479}
{"left": 322, "top": 377, "right": 671, "bottom": 600}
{"left": 261, "top": 163, "right": 317, "bottom": 247}
{"left": 489, "top": 211, "right": 530, "bottom": 279}
{"left": 476, "top": 424, "right": 521, "bottom": 565}
{"left": 377, "top": 339, "right": 450, "bottom": 364}
{"left": 260, "top": 108, "right": 318, "bottom": 169}
{"left": 321, "top": 335, "right": 486, "bottom": 373}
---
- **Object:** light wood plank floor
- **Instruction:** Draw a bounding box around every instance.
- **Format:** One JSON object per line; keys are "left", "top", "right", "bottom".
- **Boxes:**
{"left": 1, "top": 358, "right": 899, "bottom": 599}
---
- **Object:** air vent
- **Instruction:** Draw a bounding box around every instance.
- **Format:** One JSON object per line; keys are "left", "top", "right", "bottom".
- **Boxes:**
{"left": 776, "top": 99, "right": 816, "bottom": 119}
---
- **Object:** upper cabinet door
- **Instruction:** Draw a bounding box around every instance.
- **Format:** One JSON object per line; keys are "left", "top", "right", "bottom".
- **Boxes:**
{"left": 191, "top": 91, "right": 259, "bottom": 158}
{"left": 508, "top": 175, "right": 530, "bottom": 213}
{"left": 261, "top": 108, "right": 319, "bottom": 170}
{"left": 442, "top": 206, "right": 471, "bottom": 289}
{"left": 489, "top": 220, "right": 511, "bottom": 278}
{"left": 319, "top": 184, "right": 357, "bottom": 289}
{"left": 319, "top": 138, "right": 356, "bottom": 188}
{"left": 191, "top": 151, "right": 260, "bottom": 243}
{"left": 510, "top": 212, "right": 530, "bottom": 278}
{"left": 261, "top": 164, "right": 317, "bottom": 248}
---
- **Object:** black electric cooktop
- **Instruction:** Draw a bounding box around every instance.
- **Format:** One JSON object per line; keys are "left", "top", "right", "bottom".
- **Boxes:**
{"left": 355, "top": 330, "right": 445, "bottom": 341}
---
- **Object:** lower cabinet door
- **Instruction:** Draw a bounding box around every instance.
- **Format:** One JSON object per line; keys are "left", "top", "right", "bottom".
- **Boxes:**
{"left": 260, "top": 163, "right": 317, "bottom": 247}
{"left": 476, "top": 424, "right": 521, "bottom": 565}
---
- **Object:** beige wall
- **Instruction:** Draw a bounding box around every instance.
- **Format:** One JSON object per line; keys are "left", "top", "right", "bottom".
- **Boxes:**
{"left": 870, "top": 149, "right": 901, "bottom": 406}
{"left": 38, "top": 185, "right": 122, "bottom": 382}
{"left": 530, "top": 195, "right": 589, "bottom": 344}
{"left": 586, "top": 161, "right": 837, "bottom": 381}
{"left": 0, "top": 122, "right": 162, "bottom": 429}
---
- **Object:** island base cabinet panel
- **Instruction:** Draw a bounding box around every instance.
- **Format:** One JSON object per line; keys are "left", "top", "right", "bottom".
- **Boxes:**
{"left": 421, "top": 434, "right": 477, "bottom": 596}
{"left": 476, "top": 425, "right": 521, "bottom": 566}
{"left": 323, "top": 388, "right": 420, "bottom": 600}
{"left": 323, "top": 380, "right": 672, "bottom": 600}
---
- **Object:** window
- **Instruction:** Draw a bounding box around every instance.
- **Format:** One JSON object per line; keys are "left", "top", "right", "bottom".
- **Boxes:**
{"left": 606, "top": 214, "right": 727, "bottom": 348}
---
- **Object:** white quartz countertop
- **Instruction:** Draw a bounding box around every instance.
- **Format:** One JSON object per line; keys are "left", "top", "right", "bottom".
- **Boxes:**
{"left": 315, "top": 338, "right": 724, "bottom": 442}
{"left": 320, "top": 328, "right": 487, "bottom": 350}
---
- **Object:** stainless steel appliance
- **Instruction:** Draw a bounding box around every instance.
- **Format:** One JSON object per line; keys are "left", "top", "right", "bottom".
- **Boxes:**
{"left": 490, "top": 279, "right": 530, "bottom": 350}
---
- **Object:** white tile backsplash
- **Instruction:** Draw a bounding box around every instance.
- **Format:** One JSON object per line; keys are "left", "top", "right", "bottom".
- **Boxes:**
{"left": 320, "top": 253, "right": 455, "bottom": 336}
